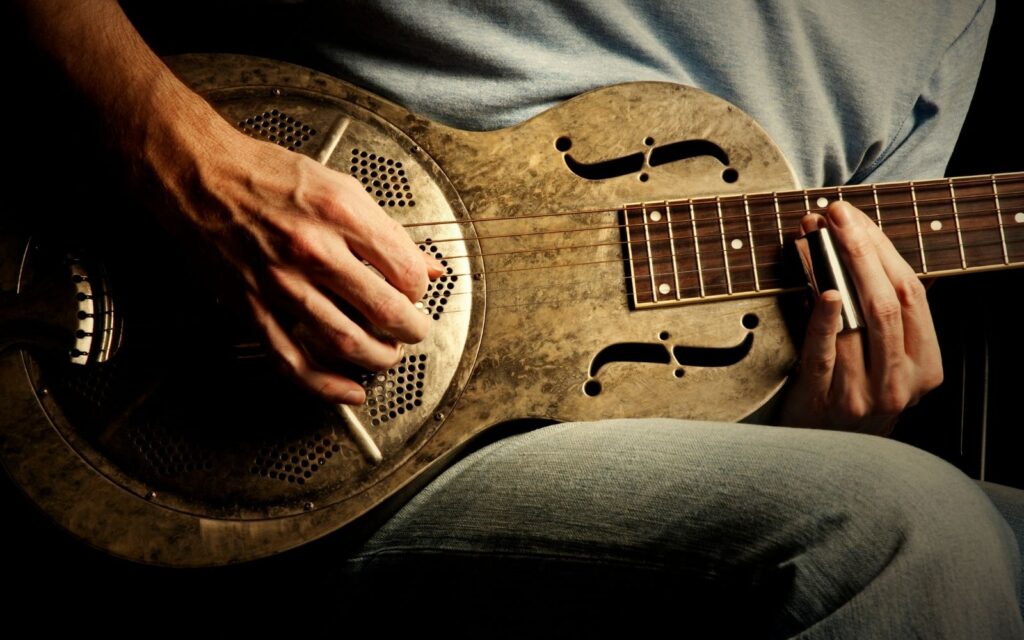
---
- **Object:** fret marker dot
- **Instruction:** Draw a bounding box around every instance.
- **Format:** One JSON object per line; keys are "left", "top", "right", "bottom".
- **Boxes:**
{"left": 930, "top": 220, "right": 943, "bottom": 231}
{"left": 649, "top": 210, "right": 663, "bottom": 222}
{"left": 816, "top": 197, "right": 829, "bottom": 209}
{"left": 1015, "top": 212, "right": 1024, "bottom": 224}
{"left": 731, "top": 238, "right": 743, "bottom": 250}
{"left": 658, "top": 283, "right": 671, "bottom": 295}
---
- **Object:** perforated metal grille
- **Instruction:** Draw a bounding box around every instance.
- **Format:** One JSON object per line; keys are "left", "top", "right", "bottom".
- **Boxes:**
{"left": 349, "top": 148, "right": 415, "bottom": 208}
{"left": 238, "top": 109, "right": 317, "bottom": 151}
{"left": 419, "top": 242, "right": 457, "bottom": 321}
{"left": 251, "top": 431, "right": 344, "bottom": 485}
{"left": 362, "top": 354, "right": 428, "bottom": 427}
{"left": 127, "top": 419, "right": 214, "bottom": 477}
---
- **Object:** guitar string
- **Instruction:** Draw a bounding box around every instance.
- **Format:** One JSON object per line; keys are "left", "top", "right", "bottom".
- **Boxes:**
{"left": 396, "top": 174, "right": 1024, "bottom": 230}
{"left": 223, "top": 234, "right": 1024, "bottom": 358}
{"left": 403, "top": 190, "right": 1019, "bottom": 256}
{"left": 433, "top": 240, "right": 1024, "bottom": 317}
{"left": 412, "top": 205, "right": 1023, "bottom": 267}
{"left": 221, "top": 178, "right": 1024, "bottom": 357}
{"left": 424, "top": 233, "right": 1024, "bottom": 307}
{"left": 227, "top": 233, "right": 1024, "bottom": 358}
{"left": 413, "top": 212, "right": 1024, "bottom": 283}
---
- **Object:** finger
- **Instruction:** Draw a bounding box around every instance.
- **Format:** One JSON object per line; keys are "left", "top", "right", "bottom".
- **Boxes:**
{"left": 246, "top": 292, "right": 367, "bottom": 404}
{"left": 318, "top": 248, "right": 432, "bottom": 344}
{"left": 830, "top": 328, "right": 871, "bottom": 423}
{"left": 826, "top": 202, "right": 906, "bottom": 385}
{"left": 795, "top": 289, "right": 844, "bottom": 401}
{"left": 268, "top": 268, "right": 408, "bottom": 371}
{"left": 861, "top": 215, "right": 941, "bottom": 367}
{"left": 423, "top": 251, "right": 445, "bottom": 279}
{"left": 334, "top": 180, "right": 432, "bottom": 302}
{"left": 800, "top": 213, "right": 827, "bottom": 235}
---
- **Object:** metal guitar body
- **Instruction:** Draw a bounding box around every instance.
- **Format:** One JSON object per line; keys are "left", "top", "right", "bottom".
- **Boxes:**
{"left": 0, "top": 54, "right": 798, "bottom": 566}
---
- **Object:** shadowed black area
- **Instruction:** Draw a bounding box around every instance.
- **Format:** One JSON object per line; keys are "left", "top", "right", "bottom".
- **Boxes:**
{"left": 649, "top": 139, "right": 730, "bottom": 168}
{"left": 672, "top": 332, "right": 753, "bottom": 367}
{"left": 564, "top": 151, "right": 645, "bottom": 180}
{"left": 589, "top": 342, "right": 671, "bottom": 377}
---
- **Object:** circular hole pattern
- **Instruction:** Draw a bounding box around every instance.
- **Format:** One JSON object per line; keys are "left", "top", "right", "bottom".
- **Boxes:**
{"left": 252, "top": 432, "right": 340, "bottom": 485}
{"left": 237, "top": 109, "right": 317, "bottom": 152}
{"left": 129, "top": 420, "right": 214, "bottom": 478}
{"left": 417, "top": 243, "right": 456, "bottom": 322}
{"left": 350, "top": 147, "right": 414, "bottom": 208}
{"left": 362, "top": 354, "right": 429, "bottom": 426}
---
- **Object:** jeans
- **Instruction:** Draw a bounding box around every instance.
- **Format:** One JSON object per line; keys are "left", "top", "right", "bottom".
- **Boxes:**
{"left": 333, "top": 419, "right": 1023, "bottom": 638}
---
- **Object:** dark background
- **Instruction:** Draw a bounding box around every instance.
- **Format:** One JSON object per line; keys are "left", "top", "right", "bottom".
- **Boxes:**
{"left": 0, "top": 0, "right": 1021, "bottom": 616}
{"left": 894, "top": 0, "right": 1024, "bottom": 489}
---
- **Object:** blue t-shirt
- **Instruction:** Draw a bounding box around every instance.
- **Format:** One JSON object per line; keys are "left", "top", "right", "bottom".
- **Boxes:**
{"left": 125, "top": 0, "right": 993, "bottom": 188}
{"left": 302, "top": 0, "right": 992, "bottom": 188}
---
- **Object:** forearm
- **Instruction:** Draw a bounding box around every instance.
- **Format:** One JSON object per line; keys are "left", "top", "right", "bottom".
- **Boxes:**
{"left": 15, "top": 0, "right": 233, "bottom": 174}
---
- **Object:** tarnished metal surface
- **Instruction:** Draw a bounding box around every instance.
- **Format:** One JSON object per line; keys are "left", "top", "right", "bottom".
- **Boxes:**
{"left": 0, "top": 54, "right": 800, "bottom": 566}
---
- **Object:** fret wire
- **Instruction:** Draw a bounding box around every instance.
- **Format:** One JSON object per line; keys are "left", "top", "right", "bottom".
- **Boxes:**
{"left": 772, "top": 192, "right": 784, "bottom": 246}
{"left": 872, "top": 184, "right": 882, "bottom": 228}
{"left": 910, "top": 181, "right": 927, "bottom": 273}
{"left": 623, "top": 206, "right": 640, "bottom": 306}
{"left": 716, "top": 197, "right": 733, "bottom": 294}
{"left": 743, "top": 195, "right": 760, "bottom": 291}
{"left": 947, "top": 177, "right": 967, "bottom": 269}
{"left": 664, "top": 201, "right": 682, "bottom": 300}
{"left": 992, "top": 175, "right": 1010, "bottom": 265}
{"left": 641, "top": 204, "right": 658, "bottom": 302}
{"left": 689, "top": 201, "right": 706, "bottom": 298}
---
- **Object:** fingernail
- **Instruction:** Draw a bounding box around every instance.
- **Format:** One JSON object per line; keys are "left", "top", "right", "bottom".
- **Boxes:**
{"left": 340, "top": 389, "right": 365, "bottom": 405}
{"left": 427, "top": 254, "right": 445, "bottom": 277}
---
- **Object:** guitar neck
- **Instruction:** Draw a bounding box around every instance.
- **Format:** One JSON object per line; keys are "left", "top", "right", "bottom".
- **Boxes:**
{"left": 623, "top": 172, "right": 1024, "bottom": 307}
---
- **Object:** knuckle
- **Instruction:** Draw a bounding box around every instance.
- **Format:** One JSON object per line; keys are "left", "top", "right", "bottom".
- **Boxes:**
{"left": 282, "top": 227, "right": 321, "bottom": 263}
{"left": 921, "top": 365, "right": 944, "bottom": 392}
{"left": 393, "top": 252, "right": 428, "bottom": 299}
{"left": 835, "top": 393, "right": 869, "bottom": 421}
{"left": 876, "top": 384, "right": 910, "bottom": 416}
{"left": 332, "top": 329, "right": 361, "bottom": 360}
{"left": 894, "top": 277, "right": 927, "bottom": 307}
{"left": 843, "top": 230, "right": 874, "bottom": 260}
{"left": 369, "top": 293, "right": 404, "bottom": 328}
{"left": 804, "top": 353, "right": 835, "bottom": 377}
{"left": 277, "top": 347, "right": 307, "bottom": 379}
{"left": 866, "top": 298, "right": 901, "bottom": 325}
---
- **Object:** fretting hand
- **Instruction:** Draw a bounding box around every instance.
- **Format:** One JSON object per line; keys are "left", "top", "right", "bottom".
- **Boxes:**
{"left": 779, "top": 201, "right": 944, "bottom": 435}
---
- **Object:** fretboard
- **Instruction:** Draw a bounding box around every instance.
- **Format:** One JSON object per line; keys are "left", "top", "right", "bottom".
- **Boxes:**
{"left": 622, "top": 172, "right": 1024, "bottom": 307}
